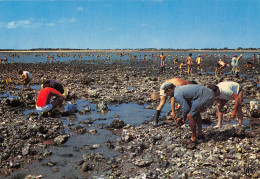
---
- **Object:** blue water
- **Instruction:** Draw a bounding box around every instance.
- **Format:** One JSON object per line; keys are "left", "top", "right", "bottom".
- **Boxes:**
{"left": 0, "top": 51, "right": 259, "bottom": 63}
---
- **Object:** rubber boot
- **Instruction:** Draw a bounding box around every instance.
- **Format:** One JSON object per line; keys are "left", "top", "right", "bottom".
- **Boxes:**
{"left": 153, "top": 110, "right": 161, "bottom": 127}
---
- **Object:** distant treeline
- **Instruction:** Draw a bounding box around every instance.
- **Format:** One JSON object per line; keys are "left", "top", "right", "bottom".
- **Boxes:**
{"left": 0, "top": 47, "right": 260, "bottom": 51}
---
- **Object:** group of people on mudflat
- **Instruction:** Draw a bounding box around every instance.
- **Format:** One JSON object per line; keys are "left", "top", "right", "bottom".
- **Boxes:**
{"left": 18, "top": 52, "right": 248, "bottom": 146}
{"left": 18, "top": 69, "right": 65, "bottom": 116}
{"left": 153, "top": 78, "right": 243, "bottom": 145}
{"left": 159, "top": 52, "right": 259, "bottom": 76}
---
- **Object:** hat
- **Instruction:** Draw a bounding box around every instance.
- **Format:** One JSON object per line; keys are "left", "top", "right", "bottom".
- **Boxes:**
{"left": 162, "top": 82, "right": 175, "bottom": 91}
{"left": 233, "top": 55, "right": 237, "bottom": 57}
{"left": 198, "top": 54, "right": 201, "bottom": 57}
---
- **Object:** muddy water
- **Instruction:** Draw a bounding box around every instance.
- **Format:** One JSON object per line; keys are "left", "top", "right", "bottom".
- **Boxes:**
{"left": 7, "top": 101, "right": 155, "bottom": 178}
{"left": 7, "top": 99, "right": 254, "bottom": 179}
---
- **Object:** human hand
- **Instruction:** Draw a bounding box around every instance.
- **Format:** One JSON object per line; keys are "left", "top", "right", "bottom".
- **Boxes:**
{"left": 174, "top": 117, "right": 186, "bottom": 125}
{"left": 170, "top": 112, "right": 175, "bottom": 119}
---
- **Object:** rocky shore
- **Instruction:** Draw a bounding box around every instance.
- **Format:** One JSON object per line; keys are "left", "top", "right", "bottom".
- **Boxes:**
{"left": 0, "top": 56, "right": 259, "bottom": 178}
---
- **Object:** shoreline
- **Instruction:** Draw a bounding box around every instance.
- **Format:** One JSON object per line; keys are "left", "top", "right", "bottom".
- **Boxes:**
{"left": 1, "top": 49, "right": 260, "bottom": 53}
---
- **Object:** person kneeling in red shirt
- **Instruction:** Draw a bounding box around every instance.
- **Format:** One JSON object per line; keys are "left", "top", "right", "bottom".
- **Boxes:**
{"left": 36, "top": 87, "right": 65, "bottom": 114}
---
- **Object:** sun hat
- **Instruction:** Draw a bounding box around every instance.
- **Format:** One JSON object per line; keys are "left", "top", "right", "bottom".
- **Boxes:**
{"left": 162, "top": 83, "right": 175, "bottom": 91}
{"left": 233, "top": 55, "right": 237, "bottom": 57}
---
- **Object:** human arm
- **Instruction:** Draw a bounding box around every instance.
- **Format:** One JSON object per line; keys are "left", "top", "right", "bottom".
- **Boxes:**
{"left": 170, "top": 97, "right": 175, "bottom": 118}
{"left": 53, "top": 91, "right": 65, "bottom": 100}
{"left": 231, "top": 92, "right": 239, "bottom": 118}
{"left": 51, "top": 90, "right": 65, "bottom": 109}
{"left": 20, "top": 74, "right": 27, "bottom": 82}
{"left": 175, "top": 95, "right": 190, "bottom": 119}
{"left": 236, "top": 54, "right": 243, "bottom": 64}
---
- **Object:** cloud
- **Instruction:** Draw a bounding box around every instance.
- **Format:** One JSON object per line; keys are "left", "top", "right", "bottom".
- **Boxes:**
{"left": 5, "top": 17, "right": 75, "bottom": 29}
{"left": 7, "top": 20, "right": 31, "bottom": 29}
{"left": 58, "top": 18, "right": 76, "bottom": 24}
{"left": 77, "top": 6, "right": 84, "bottom": 11}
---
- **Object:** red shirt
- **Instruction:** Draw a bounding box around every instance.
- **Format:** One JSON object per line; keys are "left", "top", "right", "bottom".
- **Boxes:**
{"left": 36, "top": 87, "right": 61, "bottom": 107}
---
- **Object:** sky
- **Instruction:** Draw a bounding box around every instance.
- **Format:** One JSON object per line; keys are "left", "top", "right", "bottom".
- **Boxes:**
{"left": 0, "top": 0, "right": 259, "bottom": 50}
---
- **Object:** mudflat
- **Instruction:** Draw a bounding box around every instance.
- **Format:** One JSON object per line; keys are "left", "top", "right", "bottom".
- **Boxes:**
{"left": 0, "top": 53, "right": 259, "bottom": 178}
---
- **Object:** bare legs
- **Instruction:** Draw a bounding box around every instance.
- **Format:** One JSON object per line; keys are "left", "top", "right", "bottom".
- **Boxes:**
{"left": 187, "top": 113, "right": 202, "bottom": 142}
{"left": 217, "top": 94, "right": 243, "bottom": 127}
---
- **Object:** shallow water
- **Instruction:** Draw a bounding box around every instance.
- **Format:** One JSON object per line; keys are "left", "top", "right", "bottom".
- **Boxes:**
{"left": 9, "top": 101, "right": 155, "bottom": 178}
{"left": 0, "top": 51, "right": 258, "bottom": 64}
{"left": 8, "top": 98, "right": 253, "bottom": 178}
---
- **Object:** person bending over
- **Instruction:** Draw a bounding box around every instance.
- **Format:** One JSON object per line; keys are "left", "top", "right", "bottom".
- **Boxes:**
{"left": 170, "top": 84, "right": 216, "bottom": 143}
{"left": 153, "top": 78, "right": 197, "bottom": 126}
{"left": 36, "top": 87, "right": 65, "bottom": 115}
{"left": 18, "top": 70, "right": 33, "bottom": 85}
{"left": 208, "top": 81, "right": 243, "bottom": 127}
{"left": 41, "top": 79, "right": 64, "bottom": 94}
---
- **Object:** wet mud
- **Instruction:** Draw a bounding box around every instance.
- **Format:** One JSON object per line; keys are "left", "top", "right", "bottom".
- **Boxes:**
{"left": 0, "top": 54, "right": 259, "bottom": 178}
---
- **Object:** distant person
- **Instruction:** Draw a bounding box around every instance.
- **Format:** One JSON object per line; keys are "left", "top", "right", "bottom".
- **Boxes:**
{"left": 231, "top": 54, "right": 243, "bottom": 76}
{"left": 252, "top": 54, "right": 256, "bottom": 63}
{"left": 46, "top": 54, "right": 51, "bottom": 63}
{"left": 41, "top": 79, "right": 64, "bottom": 94}
{"left": 179, "top": 61, "right": 186, "bottom": 75}
{"left": 160, "top": 52, "right": 166, "bottom": 73}
{"left": 4, "top": 57, "right": 7, "bottom": 64}
{"left": 208, "top": 81, "right": 243, "bottom": 127}
{"left": 257, "top": 54, "right": 260, "bottom": 63}
{"left": 36, "top": 87, "right": 65, "bottom": 115}
{"left": 0, "top": 58, "right": 2, "bottom": 64}
{"left": 174, "top": 56, "right": 178, "bottom": 66}
{"left": 246, "top": 61, "right": 253, "bottom": 70}
{"left": 18, "top": 70, "right": 33, "bottom": 85}
{"left": 215, "top": 59, "right": 227, "bottom": 76}
{"left": 153, "top": 78, "right": 197, "bottom": 127}
{"left": 186, "top": 53, "right": 192, "bottom": 75}
{"left": 166, "top": 84, "right": 216, "bottom": 143}
{"left": 196, "top": 54, "right": 203, "bottom": 74}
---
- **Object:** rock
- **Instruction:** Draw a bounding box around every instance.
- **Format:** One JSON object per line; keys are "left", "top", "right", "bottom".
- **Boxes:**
{"left": 72, "top": 125, "right": 86, "bottom": 134}
{"left": 106, "top": 120, "right": 125, "bottom": 129}
{"left": 81, "top": 162, "right": 93, "bottom": 172}
{"left": 88, "top": 129, "right": 97, "bottom": 135}
{"left": 92, "top": 144, "right": 100, "bottom": 149}
{"left": 54, "top": 135, "right": 69, "bottom": 145}
{"left": 51, "top": 166, "right": 59, "bottom": 173}
{"left": 133, "top": 158, "right": 153, "bottom": 167}
{"left": 25, "top": 174, "right": 43, "bottom": 179}
{"left": 121, "top": 129, "right": 133, "bottom": 142}
{"left": 96, "top": 101, "right": 110, "bottom": 113}
{"left": 2, "top": 97, "right": 24, "bottom": 107}
{"left": 22, "top": 144, "right": 32, "bottom": 156}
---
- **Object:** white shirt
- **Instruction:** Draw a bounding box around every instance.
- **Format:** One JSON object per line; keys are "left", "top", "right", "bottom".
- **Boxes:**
{"left": 217, "top": 81, "right": 241, "bottom": 100}
{"left": 23, "top": 71, "right": 33, "bottom": 80}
